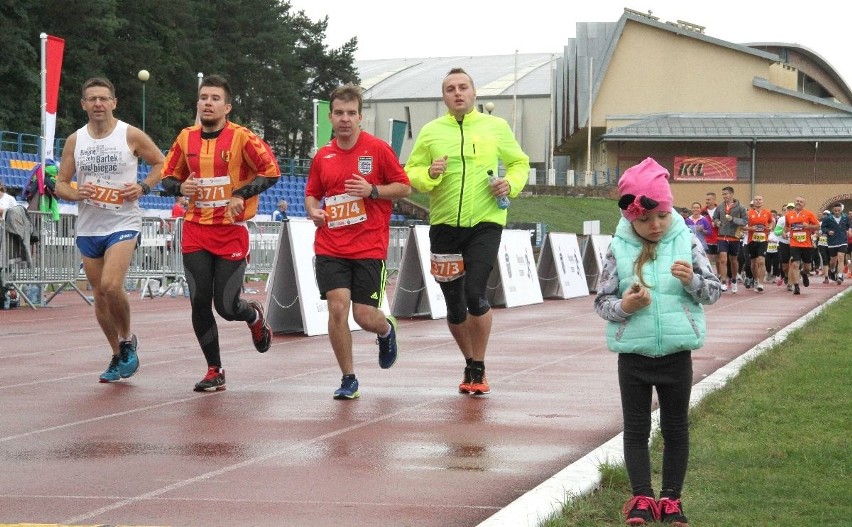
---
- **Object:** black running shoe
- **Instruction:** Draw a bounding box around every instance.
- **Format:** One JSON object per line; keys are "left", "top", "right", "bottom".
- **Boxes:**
{"left": 247, "top": 300, "right": 271, "bottom": 353}
{"left": 623, "top": 495, "right": 659, "bottom": 525}
{"left": 658, "top": 497, "right": 689, "bottom": 526}
{"left": 194, "top": 367, "right": 226, "bottom": 392}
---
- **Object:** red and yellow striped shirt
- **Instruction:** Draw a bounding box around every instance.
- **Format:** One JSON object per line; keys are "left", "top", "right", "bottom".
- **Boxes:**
{"left": 163, "top": 121, "right": 280, "bottom": 225}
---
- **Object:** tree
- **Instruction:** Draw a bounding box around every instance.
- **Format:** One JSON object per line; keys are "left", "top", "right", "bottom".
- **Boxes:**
{"left": 1, "top": 0, "right": 360, "bottom": 161}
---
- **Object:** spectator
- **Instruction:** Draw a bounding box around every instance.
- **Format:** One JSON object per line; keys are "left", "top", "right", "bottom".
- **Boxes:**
{"left": 171, "top": 195, "right": 187, "bottom": 218}
{"left": 272, "top": 199, "right": 289, "bottom": 221}
{"left": 595, "top": 157, "right": 721, "bottom": 526}
{"left": 0, "top": 181, "right": 18, "bottom": 220}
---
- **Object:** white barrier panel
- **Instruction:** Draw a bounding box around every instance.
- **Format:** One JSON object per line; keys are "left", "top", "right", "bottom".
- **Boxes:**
{"left": 487, "top": 229, "right": 543, "bottom": 308}
{"left": 391, "top": 225, "right": 447, "bottom": 319}
{"left": 582, "top": 234, "right": 612, "bottom": 293}
{"left": 265, "top": 219, "right": 387, "bottom": 336}
{"left": 537, "top": 232, "right": 589, "bottom": 299}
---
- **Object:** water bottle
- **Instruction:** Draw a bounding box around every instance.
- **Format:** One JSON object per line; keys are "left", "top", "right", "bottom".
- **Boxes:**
{"left": 488, "top": 170, "right": 510, "bottom": 209}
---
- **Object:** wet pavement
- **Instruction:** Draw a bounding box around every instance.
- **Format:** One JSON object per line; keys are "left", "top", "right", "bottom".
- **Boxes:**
{"left": 0, "top": 277, "right": 846, "bottom": 526}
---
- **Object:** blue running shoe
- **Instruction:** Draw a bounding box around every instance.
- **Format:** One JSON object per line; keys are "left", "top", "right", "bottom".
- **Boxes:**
{"left": 118, "top": 334, "right": 139, "bottom": 378}
{"left": 377, "top": 316, "right": 398, "bottom": 369}
{"left": 99, "top": 355, "right": 121, "bottom": 383}
{"left": 333, "top": 375, "right": 360, "bottom": 400}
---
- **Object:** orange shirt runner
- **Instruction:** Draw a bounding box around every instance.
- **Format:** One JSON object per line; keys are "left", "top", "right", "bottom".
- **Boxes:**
{"left": 747, "top": 208, "right": 773, "bottom": 244}
{"left": 785, "top": 209, "right": 819, "bottom": 248}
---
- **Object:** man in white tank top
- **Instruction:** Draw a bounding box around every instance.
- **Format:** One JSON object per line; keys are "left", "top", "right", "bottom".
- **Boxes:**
{"left": 55, "top": 77, "right": 164, "bottom": 383}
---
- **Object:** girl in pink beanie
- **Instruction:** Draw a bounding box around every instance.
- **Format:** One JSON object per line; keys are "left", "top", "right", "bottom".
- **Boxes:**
{"left": 595, "top": 157, "right": 722, "bottom": 526}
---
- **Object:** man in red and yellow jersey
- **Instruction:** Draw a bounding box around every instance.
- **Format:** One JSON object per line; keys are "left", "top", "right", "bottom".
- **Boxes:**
{"left": 784, "top": 196, "right": 820, "bottom": 295}
{"left": 745, "top": 195, "right": 774, "bottom": 292}
{"left": 161, "top": 74, "right": 280, "bottom": 392}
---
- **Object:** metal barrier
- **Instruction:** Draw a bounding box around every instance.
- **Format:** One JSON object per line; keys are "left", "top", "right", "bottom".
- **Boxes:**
{"left": 2, "top": 210, "right": 413, "bottom": 310}
{"left": 1, "top": 209, "right": 91, "bottom": 309}
{"left": 246, "top": 221, "right": 283, "bottom": 278}
{"left": 125, "top": 217, "right": 171, "bottom": 298}
{"left": 387, "top": 226, "right": 408, "bottom": 274}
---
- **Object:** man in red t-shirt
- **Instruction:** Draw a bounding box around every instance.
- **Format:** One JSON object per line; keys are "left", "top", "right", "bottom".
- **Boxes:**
{"left": 306, "top": 83, "right": 411, "bottom": 400}
{"left": 784, "top": 196, "right": 820, "bottom": 295}
{"left": 170, "top": 195, "right": 187, "bottom": 218}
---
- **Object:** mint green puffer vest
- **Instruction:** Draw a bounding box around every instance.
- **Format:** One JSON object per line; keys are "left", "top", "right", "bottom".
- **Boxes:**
{"left": 606, "top": 213, "right": 706, "bottom": 357}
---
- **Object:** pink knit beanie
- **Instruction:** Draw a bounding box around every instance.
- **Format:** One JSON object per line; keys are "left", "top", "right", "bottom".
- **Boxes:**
{"left": 617, "top": 157, "right": 673, "bottom": 222}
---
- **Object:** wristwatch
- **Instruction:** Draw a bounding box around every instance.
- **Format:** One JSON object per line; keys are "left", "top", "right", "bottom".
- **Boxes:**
{"left": 370, "top": 185, "right": 379, "bottom": 199}
{"left": 138, "top": 182, "right": 151, "bottom": 195}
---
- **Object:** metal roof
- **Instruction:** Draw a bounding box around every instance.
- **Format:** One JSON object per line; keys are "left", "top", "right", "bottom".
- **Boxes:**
{"left": 356, "top": 54, "right": 556, "bottom": 101}
{"left": 602, "top": 113, "right": 852, "bottom": 142}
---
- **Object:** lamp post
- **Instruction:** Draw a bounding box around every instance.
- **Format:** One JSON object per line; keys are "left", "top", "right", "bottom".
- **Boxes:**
{"left": 484, "top": 101, "right": 495, "bottom": 115}
{"left": 137, "top": 69, "right": 150, "bottom": 133}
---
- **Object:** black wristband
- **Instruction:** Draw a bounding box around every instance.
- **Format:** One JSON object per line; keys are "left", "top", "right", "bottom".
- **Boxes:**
{"left": 138, "top": 182, "right": 151, "bottom": 195}
{"left": 370, "top": 185, "right": 379, "bottom": 199}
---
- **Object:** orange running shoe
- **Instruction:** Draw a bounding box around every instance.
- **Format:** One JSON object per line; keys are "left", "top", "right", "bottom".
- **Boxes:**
{"left": 469, "top": 367, "right": 490, "bottom": 395}
{"left": 458, "top": 365, "right": 472, "bottom": 394}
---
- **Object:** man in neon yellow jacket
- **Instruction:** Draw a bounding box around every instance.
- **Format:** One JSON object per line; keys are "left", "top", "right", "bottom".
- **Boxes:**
{"left": 406, "top": 67, "right": 530, "bottom": 396}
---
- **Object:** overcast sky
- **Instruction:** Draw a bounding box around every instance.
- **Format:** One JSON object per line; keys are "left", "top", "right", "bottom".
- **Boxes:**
{"left": 291, "top": 1, "right": 852, "bottom": 87}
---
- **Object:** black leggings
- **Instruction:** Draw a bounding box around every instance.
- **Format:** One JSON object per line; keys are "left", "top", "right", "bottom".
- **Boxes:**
{"left": 183, "top": 251, "right": 254, "bottom": 368}
{"left": 618, "top": 350, "right": 693, "bottom": 499}
{"left": 430, "top": 223, "right": 502, "bottom": 325}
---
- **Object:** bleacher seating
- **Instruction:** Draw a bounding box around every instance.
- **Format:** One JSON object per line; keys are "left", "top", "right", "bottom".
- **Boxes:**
{"left": 0, "top": 151, "right": 37, "bottom": 191}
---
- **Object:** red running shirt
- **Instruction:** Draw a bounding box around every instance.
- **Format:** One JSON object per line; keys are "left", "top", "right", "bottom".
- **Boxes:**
{"left": 306, "top": 131, "right": 409, "bottom": 260}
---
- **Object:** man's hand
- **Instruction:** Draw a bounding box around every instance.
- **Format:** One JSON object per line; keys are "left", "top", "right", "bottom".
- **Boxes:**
{"left": 429, "top": 155, "right": 448, "bottom": 179}
{"left": 344, "top": 174, "right": 371, "bottom": 197}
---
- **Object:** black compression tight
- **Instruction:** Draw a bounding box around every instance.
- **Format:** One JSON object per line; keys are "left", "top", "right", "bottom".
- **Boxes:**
{"left": 183, "top": 251, "right": 254, "bottom": 368}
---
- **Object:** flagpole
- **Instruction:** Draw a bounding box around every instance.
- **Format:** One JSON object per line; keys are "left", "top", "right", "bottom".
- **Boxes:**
{"left": 312, "top": 98, "right": 319, "bottom": 155}
{"left": 40, "top": 33, "right": 47, "bottom": 177}
{"left": 195, "top": 72, "right": 203, "bottom": 124}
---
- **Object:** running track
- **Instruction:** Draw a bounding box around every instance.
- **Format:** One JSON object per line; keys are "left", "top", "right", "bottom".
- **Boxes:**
{"left": 0, "top": 278, "right": 845, "bottom": 526}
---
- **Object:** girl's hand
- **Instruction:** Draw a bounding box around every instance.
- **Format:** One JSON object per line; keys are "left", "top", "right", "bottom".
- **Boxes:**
{"left": 671, "top": 259, "right": 694, "bottom": 286}
{"left": 621, "top": 282, "right": 651, "bottom": 314}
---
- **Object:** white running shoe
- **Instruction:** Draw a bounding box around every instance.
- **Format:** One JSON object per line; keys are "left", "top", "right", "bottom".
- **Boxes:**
{"left": 721, "top": 282, "right": 728, "bottom": 292}
{"left": 731, "top": 282, "right": 738, "bottom": 293}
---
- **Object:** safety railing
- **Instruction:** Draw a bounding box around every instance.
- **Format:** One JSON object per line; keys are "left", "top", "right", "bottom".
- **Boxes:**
{"left": 1, "top": 209, "right": 91, "bottom": 308}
